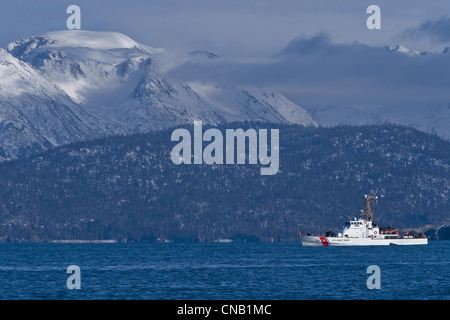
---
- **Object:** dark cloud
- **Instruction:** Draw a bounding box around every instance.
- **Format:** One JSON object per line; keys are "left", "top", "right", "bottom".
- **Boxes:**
{"left": 169, "top": 33, "right": 450, "bottom": 109}
{"left": 281, "top": 32, "right": 333, "bottom": 56}
{"left": 401, "top": 16, "right": 450, "bottom": 44}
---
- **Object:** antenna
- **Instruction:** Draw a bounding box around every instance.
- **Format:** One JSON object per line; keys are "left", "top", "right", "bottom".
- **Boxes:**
{"left": 361, "top": 192, "right": 378, "bottom": 221}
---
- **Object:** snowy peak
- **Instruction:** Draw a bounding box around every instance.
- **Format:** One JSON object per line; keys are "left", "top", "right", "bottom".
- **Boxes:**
{"left": 384, "top": 44, "right": 431, "bottom": 56}
{"left": 257, "top": 91, "right": 319, "bottom": 127}
{"left": 0, "top": 49, "right": 62, "bottom": 98}
{"left": 7, "top": 30, "right": 161, "bottom": 54}
{"left": 5, "top": 30, "right": 162, "bottom": 81}
{"left": 6, "top": 31, "right": 161, "bottom": 105}
{"left": 0, "top": 47, "right": 120, "bottom": 161}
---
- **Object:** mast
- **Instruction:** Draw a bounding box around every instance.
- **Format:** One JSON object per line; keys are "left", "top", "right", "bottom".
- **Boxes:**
{"left": 361, "top": 192, "right": 378, "bottom": 221}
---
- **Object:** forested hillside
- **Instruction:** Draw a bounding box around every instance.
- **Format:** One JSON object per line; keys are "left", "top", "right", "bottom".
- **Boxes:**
{"left": 0, "top": 123, "right": 448, "bottom": 242}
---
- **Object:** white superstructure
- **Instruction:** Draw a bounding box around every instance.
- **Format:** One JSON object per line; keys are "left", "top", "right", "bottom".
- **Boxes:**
{"left": 299, "top": 193, "right": 428, "bottom": 246}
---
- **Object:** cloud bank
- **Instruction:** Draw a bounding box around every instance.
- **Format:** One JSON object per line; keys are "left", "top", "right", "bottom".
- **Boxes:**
{"left": 169, "top": 33, "right": 450, "bottom": 110}
{"left": 400, "top": 16, "right": 450, "bottom": 44}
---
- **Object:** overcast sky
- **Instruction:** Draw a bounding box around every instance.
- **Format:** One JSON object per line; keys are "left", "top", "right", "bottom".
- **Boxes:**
{"left": 1, "top": 0, "right": 450, "bottom": 57}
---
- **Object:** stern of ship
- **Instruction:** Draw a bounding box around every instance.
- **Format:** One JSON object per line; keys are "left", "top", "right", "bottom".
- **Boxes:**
{"left": 299, "top": 235, "right": 328, "bottom": 246}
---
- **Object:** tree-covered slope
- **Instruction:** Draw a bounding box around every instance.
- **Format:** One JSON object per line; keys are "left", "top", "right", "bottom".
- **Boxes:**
{"left": 0, "top": 123, "right": 448, "bottom": 242}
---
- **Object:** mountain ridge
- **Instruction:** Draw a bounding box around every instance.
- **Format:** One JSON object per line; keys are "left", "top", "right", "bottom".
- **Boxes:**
{"left": 0, "top": 30, "right": 318, "bottom": 161}
{"left": 0, "top": 123, "right": 447, "bottom": 242}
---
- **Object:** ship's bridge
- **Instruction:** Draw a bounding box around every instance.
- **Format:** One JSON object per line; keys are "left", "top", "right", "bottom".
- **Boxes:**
{"left": 343, "top": 218, "right": 380, "bottom": 239}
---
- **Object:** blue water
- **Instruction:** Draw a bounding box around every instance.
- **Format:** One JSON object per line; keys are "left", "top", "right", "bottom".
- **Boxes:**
{"left": 0, "top": 241, "right": 448, "bottom": 300}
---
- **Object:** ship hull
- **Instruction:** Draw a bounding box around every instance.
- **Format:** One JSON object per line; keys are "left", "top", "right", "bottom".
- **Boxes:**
{"left": 300, "top": 235, "right": 428, "bottom": 246}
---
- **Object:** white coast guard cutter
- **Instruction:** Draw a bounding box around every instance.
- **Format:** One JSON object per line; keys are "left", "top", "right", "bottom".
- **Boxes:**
{"left": 298, "top": 193, "right": 428, "bottom": 246}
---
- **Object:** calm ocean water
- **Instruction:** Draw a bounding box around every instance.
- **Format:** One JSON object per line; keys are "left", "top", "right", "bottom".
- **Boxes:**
{"left": 0, "top": 241, "right": 448, "bottom": 300}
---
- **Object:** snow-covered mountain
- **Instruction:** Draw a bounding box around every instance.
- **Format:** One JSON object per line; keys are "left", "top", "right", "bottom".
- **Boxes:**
{"left": 384, "top": 44, "right": 432, "bottom": 56}
{"left": 0, "top": 48, "right": 119, "bottom": 160}
{"left": 2, "top": 30, "right": 447, "bottom": 162}
{"left": 0, "top": 30, "right": 318, "bottom": 160}
{"left": 305, "top": 103, "right": 450, "bottom": 141}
